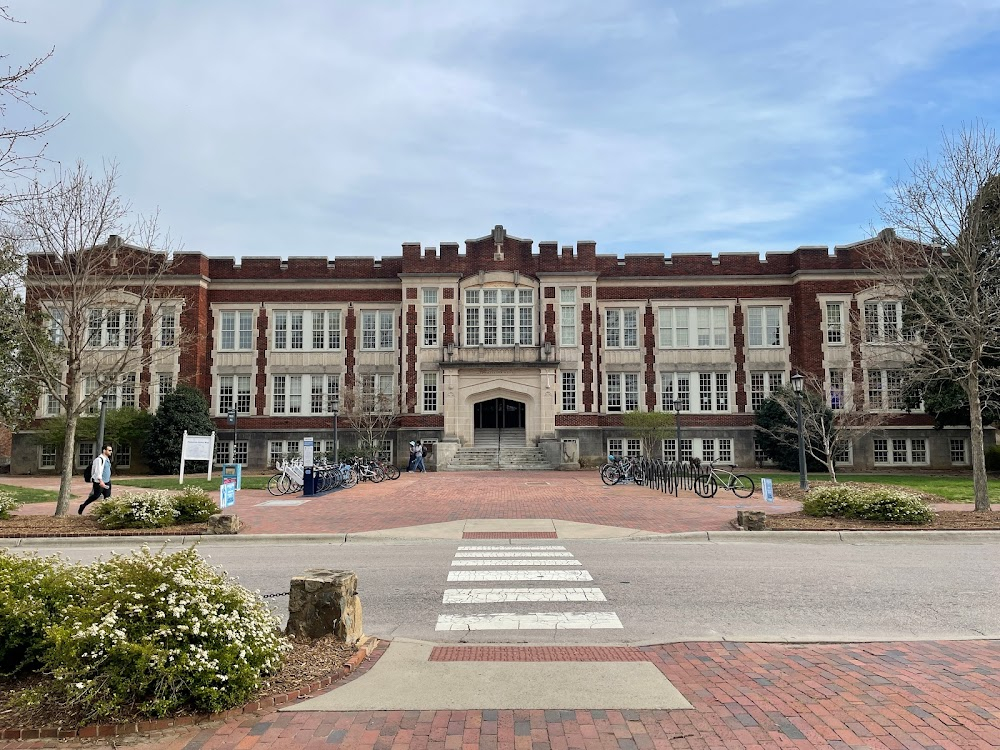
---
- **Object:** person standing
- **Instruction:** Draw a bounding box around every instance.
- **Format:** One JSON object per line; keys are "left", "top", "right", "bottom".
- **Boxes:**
{"left": 78, "top": 443, "right": 113, "bottom": 514}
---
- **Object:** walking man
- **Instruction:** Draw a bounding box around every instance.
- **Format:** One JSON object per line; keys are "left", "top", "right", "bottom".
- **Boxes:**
{"left": 79, "top": 443, "right": 113, "bottom": 515}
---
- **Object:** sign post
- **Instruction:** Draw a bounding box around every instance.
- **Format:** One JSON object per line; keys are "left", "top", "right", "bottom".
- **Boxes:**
{"left": 179, "top": 430, "right": 216, "bottom": 484}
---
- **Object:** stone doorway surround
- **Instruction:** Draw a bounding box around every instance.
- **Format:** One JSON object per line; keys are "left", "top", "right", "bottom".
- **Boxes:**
{"left": 442, "top": 367, "right": 558, "bottom": 447}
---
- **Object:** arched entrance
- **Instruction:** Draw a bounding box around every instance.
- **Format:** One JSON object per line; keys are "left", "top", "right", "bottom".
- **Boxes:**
{"left": 473, "top": 397, "right": 526, "bottom": 447}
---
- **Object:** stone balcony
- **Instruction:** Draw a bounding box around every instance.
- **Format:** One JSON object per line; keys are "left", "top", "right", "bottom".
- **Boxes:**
{"left": 439, "top": 344, "right": 559, "bottom": 368}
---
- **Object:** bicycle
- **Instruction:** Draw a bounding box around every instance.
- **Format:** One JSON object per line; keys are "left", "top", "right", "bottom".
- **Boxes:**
{"left": 693, "top": 462, "right": 755, "bottom": 499}
{"left": 600, "top": 454, "right": 646, "bottom": 486}
{"left": 267, "top": 458, "right": 304, "bottom": 495}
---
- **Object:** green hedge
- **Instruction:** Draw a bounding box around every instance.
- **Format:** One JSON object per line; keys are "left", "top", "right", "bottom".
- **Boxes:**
{"left": 803, "top": 485, "right": 934, "bottom": 525}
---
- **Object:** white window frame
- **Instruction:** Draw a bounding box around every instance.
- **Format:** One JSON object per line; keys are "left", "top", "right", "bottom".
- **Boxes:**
{"left": 659, "top": 306, "right": 728, "bottom": 349}
{"left": 219, "top": 310, "right": 255, "bottom": 351}
{"left": 829, "top": 369, "right": 846, "bottom": 410}
{"left": 867, "top": 369, "right": 908, "bottom": 411}
{"left": 864, "top": 300, "right": 914, "bottom": 344}
{"left": 604, "top": 308, "right": 639, "bottom": 349}
{"left": 747, "top": 305, "right": 783, "bottom": 348}
{"left": 160, "top": 306, "right": 177, "bottom": 348}
{"left": 608, "top": 438, "right": 642, "bottom": 459}
{"left": 39, "top": 444, "right": 57, "bottom": 469}
{"left": 423, "top": 289, "right": 439, "bottom": 347}
{"left": 949, "top": 438, "right": 968, "bottom": 465}
{"left": 423, "top": 372, "right": 438, "bottom": 413}
{"left": 749, "top": 371, "right": 785, "bottom": 411}
{"left": 606, "top": 372, "right": 640, "bottom": 412}
{"left": 561, "top": 371, "right": 577, "bottom": 412}
{"left": 661, "top": 372, "right": 729, "bottom": 413}
{"left": 219, "top": 374, "right": 252, "bottom": 415}
{"left": 463, "top": 288, "right": 534, "bottom": 347}
{"left": 873, "top": 437, "right": 928, "bottom": 466}
{"left": 560, "top": 289, "right": 577, "bottom": 347}
{"left": 825, "top": 302, "right": 844, "bottom": 345}
{"left": 361, "top": 310, "right": 395, "bottom": 351}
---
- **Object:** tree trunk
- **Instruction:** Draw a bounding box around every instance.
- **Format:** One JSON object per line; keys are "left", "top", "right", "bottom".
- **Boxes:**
{"left": 966, "top": 373, "right": 991, "bottom": 512}
{"left": 55, "top": 413, "right": 78, "bottom": 516}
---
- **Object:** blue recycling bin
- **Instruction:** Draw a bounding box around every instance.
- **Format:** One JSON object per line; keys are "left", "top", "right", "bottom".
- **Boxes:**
{"left": 221, "top": 463, "right": 242, "bottom": 490}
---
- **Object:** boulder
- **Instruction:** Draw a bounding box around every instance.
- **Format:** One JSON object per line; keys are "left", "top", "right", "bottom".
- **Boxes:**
{"left": 286, "top": 569, "right": 363, "bottom": 644}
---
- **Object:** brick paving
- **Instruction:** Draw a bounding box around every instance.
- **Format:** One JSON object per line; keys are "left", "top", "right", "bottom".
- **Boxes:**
{"left": 6, "top": 471, "right": 800, "bottom": 535}
{"left": 6, "top": 639, "right": 997, "bottom": 749}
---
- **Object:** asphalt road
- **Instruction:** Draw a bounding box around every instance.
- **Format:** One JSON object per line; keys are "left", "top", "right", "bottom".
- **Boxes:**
{"left": 9, "top": 538, "right": 1000, "bottom": 644}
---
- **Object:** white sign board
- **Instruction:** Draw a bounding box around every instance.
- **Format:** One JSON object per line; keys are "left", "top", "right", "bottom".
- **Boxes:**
{"left": 220, "top": 478, "right": 236, "bottom": 509}
{"left": 303, "top": 436, "right": 314, "bottom": 468}
{"left": 179, "top": 430, "right": 216, "bottom": 484}
{"left": 761, "top": 477, "right": 774, "bottom": 503}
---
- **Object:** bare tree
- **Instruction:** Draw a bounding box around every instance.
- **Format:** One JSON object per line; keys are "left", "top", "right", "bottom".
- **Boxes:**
{"left": 755, "top": 374, "right": 888, "bottom": 483}
{"left": 0, "top": 162, "right": 182, "bottom": 515}
{"left": 869, "top": 122, "right": 1000, "bottom": 511}
{"left": 1, "top": 6, "right": 65, "bottom": 198}
{"left": 339, "top": 378, "right": 401, "bottom": 460}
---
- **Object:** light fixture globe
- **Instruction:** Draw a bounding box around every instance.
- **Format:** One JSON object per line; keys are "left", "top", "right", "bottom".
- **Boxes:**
{"left": 791, "top": 372, "right": 805, "bottom": 395}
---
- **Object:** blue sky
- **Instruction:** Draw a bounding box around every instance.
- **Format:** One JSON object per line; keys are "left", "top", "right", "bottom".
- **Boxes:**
{"left": 5, "top": 0, "right": 1000, "bottom": 260}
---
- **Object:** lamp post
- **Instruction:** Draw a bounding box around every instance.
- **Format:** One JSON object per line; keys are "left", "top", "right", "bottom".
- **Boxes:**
{"left": 331, "top": 397, "right": 340, "bottom": 463}
{"left": 791, "top": 372, "right": 809, "bottom": 491}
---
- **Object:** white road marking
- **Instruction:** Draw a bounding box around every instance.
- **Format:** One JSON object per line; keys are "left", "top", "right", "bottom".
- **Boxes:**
{"left": 436, "top": 612, "right": 624, "bottom": 630}
{"left": 448, "top": 570, "right": 594, "bottom": 582}
{"left": 454, "top": 551, "right": 574, "bottom": 558}
{"left": 443, "top": 588, "right": 607, "bottom": 603}
{"left": 451, "top": 559, "right": 582, "bottom": 567}
{"left": 457, "top": 546, "right": 567, "bottom": 551}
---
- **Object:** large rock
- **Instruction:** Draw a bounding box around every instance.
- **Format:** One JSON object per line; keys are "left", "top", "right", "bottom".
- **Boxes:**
{"left": 735, "top": 510, "right": 767, "bottom": 531}
{"left": 286, "top": 569, "right": 363, "bottom": 644}
{"left": 206, "top": 514, "right": 240, "bottom": 534}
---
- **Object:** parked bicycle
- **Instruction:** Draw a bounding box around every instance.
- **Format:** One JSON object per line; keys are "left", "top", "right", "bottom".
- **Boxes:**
{"left": 600, "top": 454, "right": 646, "bottom": 486}
{"left": 267, "top": 458, "right": 304, "bottom": 495}
{"left": 693, "top": 462, "right": 755, "bottom": 499}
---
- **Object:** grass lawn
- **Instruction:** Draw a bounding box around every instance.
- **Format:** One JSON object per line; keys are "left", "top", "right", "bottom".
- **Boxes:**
{"left": 115, "top": 475, "right": 271, "bottom": 492}
{"left": 745, "top": 471, "right": 999, "bottom": 503}
{"left": 0, "top": 483, "right": 61, "bottom": 504}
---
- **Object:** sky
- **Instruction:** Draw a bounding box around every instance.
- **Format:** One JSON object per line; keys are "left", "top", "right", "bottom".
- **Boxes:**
{"left": 4, "top": 0, "right": 1000, "bottom": 260}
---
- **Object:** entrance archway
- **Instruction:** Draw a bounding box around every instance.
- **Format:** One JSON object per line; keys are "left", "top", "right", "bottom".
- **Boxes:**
{"left": 474, "top": 398, "right": 526, "bottom": 430}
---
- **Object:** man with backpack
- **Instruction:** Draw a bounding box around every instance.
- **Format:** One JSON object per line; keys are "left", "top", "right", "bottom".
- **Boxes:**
{"left": 78, "top": 443, "right": 113, "bottom": 515}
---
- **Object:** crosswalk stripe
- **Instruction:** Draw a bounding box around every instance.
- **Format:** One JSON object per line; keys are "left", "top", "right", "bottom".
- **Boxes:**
{"left": 457, "top": 546, "right": 567, "bottom": 551}
{"left": 452, "top": 559, "right": 582, "bottom": 567}
{"left": 436, "top": 612, "right": 624, "bottom": 630}
{"left": 448, "top": 570, "right": 594, "bottom": 582}
{"left": 443, "top": 588, "right": 607, "bottom": 603}
{"left": 455, "top": 551, "right": 574, "bottom": 558}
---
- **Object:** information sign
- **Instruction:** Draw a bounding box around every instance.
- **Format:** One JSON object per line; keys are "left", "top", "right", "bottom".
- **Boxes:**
{"left": 220, "top": 478, "right": 236, "bottom": 509}
{"left": 761, "top": 477, "right": 774, "bottom": 503}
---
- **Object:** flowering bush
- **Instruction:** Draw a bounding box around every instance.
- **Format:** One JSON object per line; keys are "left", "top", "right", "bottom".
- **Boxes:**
{"left": 172, "top": 486, "right": 218, "bottom": 524}
{"left": 804, "top": 485, "right": 933, "bottom": 525}
{"left": 42, "top": 547, "right": 289, "bottom": 722}
{"left": 0, "top": 490, "right": 21, "bottom": 520}
{"left": 0, "top": 551, "right": 86, "bottom": 676}
{"left": 93, "top": 490, "right": 179, "bottom": 529}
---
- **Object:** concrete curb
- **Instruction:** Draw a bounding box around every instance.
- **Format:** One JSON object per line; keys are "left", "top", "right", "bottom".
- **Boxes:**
{"left": 4, "top": 529, "right": 1000, "bottom": 547}
{"left": 0, "top": 636, "right": 380, "bottom": 742}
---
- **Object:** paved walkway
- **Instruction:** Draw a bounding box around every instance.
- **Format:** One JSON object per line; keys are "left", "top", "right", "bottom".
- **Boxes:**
{"left": 3, "top": 471, "right": 1000, "bottom": 748}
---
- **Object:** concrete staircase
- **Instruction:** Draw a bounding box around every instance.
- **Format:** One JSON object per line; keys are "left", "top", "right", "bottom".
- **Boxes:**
{"left": 443, "top": 429, "right": 552, "bottom": 471}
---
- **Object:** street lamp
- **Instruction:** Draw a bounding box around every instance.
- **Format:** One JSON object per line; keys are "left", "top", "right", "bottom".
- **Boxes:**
{"left": 331, "top": 397, "right": 340, "bottom": 463}
{"left": 791, "top": 372, "right": 809, "bottom": 491}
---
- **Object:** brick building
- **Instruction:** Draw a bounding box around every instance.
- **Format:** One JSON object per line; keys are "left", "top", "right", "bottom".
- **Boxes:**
{"left": 12, "top": 225, "right": 984, "bottom": 474}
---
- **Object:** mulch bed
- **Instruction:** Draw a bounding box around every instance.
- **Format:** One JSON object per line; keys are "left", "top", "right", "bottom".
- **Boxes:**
{"left": 0, "top": 635, "right": 357, "bottom": 732}
{"left": 0, "top": 516, "right": 214, "bottom": 537}
{"left": 766, "top": 510, "right": 1000, "bottom": 531}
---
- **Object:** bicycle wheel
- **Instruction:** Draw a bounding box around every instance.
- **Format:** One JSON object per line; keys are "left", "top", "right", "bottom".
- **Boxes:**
{"left": 730, "top": 474, "right": 755, "bottom": 499}
{"left": 693, "top": 474, "right": 718, "bottom": 498}
{"left": 382, "top": 462, "right": 400, "bottom": 480}
{"left": 341, "top": 468, "right": 359, "bottom": 488}
{"left": 601, "top": 465, "right": 622, "bottom": 486}
{"left": 266, "top": 474, "right": 283, "bottom": 496}
{"left": 277, "top": 474, "right": 294, "bottom": 494}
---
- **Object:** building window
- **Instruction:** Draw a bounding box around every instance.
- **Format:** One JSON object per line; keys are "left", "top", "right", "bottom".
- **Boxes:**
{"left": 864, "top": 300, "right": 914, "bottom": 343}
{"left": 45, "top": 388, "right": 61, "bottom": 416}
{"left": 561, "top": 371, "right": 577, "bottom": 412}
{"left": 867, "top": 369, "right": 907, "bottom": 410}
{"left": 464, "top": 288, "right": 534, "bottom": 346}
{"left": 115, "top": 444, "right": 131, "bottom": 468}
{"left": 605, "top": 308, "right": 638, "bottom": 348}
{"left": 661, "top": 372, "right": 728, "bottom": 413}
{"left": 606, "top": 373, "right": 640, "bottom": 412}
{"left": 423, "top": 372, "right": 438, "bottom": 412}
{"left": 273, "top": 375, "right": 305, "bottom": 414}
{"left": 679, "top": 439, "right": 693, "bottom": 462}
{"left": 220, "top": 310, "right": 254, "bottom": 350}
{"left": 219, "top": 375, "right": 251, "bottom": 415}
{"left": 327, "top": 375, "right": 340, "bottom": 413}
{"left": 160, "top": 307, "right": 176, "bottom": 347}
{"left": 312, "top": 312, "right": 325, "bottom": 349}
{"left": 560, "top": 289, "right": 577, "bottom": 346}
{"left": 608, "top": 438, "right": 642, "bottom": 458}
{"left": 829, "top": 369, "right": 845, "bottom": 410}
{"left": 950, "top": 439, "right": 967, "bottom": 465}
{"left": 825, "top": 303, "right": 844, "bottom": 345}
{"left": 77, "top": 442, "right": 95, "bottom": 469}
{"left": 361, "top": 310, "right": 395, "bottom": 350}
{"left": 86, "top": 308, "right": 138, "bottom": 349}
{"left": 749, "top": 371, "right": 784, "bottom": 410}
{"left": 157, "top": 373, "right": 174, "bottom": 408}
{"left": 121, "top": 373, "right": 136, "bottom": 409}
{"left": 718, "top": 438, "right": 733, "bottom": 463}
{"left": 659, "top": 307, "right": 728, "bottom": 348}
{"left": 375, "top": 440, "right": 394, "bottom": 463}
{"left": 39, "top": 445, "right": 57, "bottom": 469}
{"left": 754, "top": 439, "right": 766, "bottom": 466}
{"left": 873, "top": 437, "right": 928, "bottom": 465}
{"left": 702, "top": 438, "right": 715, "bottom": 462}
{"left": 423, "top": 289, "right": 439, "bottom": 347}
{"left": 833, "top": 442, "right": 852, "bottom": 464}
{"left": 747, "top": 306, "right": 783, "bottom": 347}
{"left": 273, "top": 310, "right": 341, "bottom": 351}
{"left": 360, "top": 373, "right": 395, "bottom": 411}
{"left": 663, "top": 439, "right": 676, "bottom": 460}
{"left": 48, "top": 308, "right": 64, "bottom": 346}
{"left": 214, "top": 440, "right": 230, "bottom": 467}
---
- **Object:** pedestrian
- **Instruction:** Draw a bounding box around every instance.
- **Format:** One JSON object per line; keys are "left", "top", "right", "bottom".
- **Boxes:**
{"left": 79, "top": 443, "right": 113, "bottom": 515}
{"left": 414, "top": 441, "right": 427, "bottom": 473}
{"left": 407, "top": 441, "right": 418, "bottom": 472}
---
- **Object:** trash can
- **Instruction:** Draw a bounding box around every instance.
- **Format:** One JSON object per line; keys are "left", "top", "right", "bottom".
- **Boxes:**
{"left": 221, "top": 463, "right": 242, "bottom": 490}
{"left": 302, "top": 466, "right": 315, "bottom": 496}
